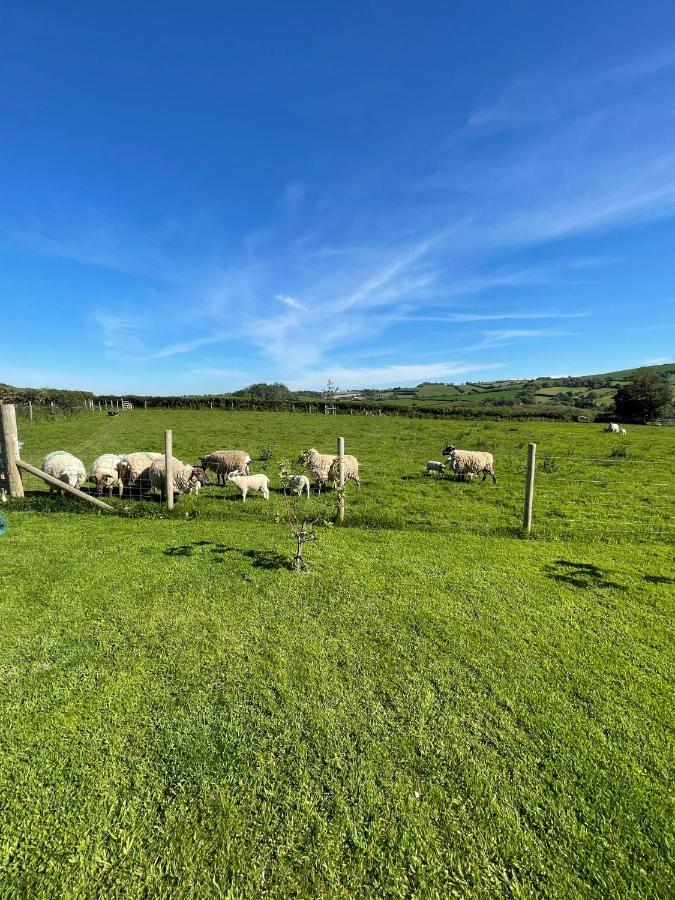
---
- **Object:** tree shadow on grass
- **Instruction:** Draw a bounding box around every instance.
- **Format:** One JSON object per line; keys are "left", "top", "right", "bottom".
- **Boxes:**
{"left": 163, "top": 541, "right": 289, "bottom": 570}
{"left": 545, "top": 559, "right": 626, "bottom": 590}
{"left": 643, "top": 574, "right": 675, "bottom": 585}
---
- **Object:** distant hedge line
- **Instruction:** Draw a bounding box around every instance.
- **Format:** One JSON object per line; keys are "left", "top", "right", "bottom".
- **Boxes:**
{"left": 94, "top": 394, "right": 595, "bottom": 421}
{"left": 1, "top": 387, "right": 94, "bottom": 407}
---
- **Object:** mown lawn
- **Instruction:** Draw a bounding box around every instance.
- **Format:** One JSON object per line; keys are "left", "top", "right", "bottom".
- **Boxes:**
{"left": 0, "top": 410, "right": 673, "bottom": 897}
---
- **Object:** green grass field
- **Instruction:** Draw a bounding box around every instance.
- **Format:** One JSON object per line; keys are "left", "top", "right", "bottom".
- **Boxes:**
{"left": 1, "top": 409, "right": 673, "bottom": 897}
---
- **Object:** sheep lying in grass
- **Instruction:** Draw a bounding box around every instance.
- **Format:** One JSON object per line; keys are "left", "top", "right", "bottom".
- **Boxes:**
{"left": 42, "top": 451, "right": 87, "bottom": 495}
{"left": 442, "top": 445, "right": 497, "bottom": 483}
{"left": 425, "top": 460, "right": 446, "bottom": 476}
{"left": 149, "top": 457, "right": 207, "bottom": 498}
{"left": 226, "top": 472, "right": 270, "bottom": 502}
{"left": 118, "top": 452, "right": 163, "bottom": 492}
{"left": 89, "top": 453, "right": 124, "bottom": 498}
{"left": 299, "top": 448, "right": 360, "bottom": 492}
{"left": 200, "top": 450, "right": 251, "bottom": 485}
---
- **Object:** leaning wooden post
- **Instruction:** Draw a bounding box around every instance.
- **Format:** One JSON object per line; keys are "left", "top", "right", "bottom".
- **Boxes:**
{"left": 15, "top": 460, "right": 114, "bottom": 512}
{"left": 0, "top": 404, "right": 25, "bottom": 498}
{"left": 523, "top": 442, "right": 536, "bottom": 533}
{"left": 165, "top": 429, "right": 174, "bottom": 511}
{"left": 337, "top": 436, "right": 345, "bottom": 524}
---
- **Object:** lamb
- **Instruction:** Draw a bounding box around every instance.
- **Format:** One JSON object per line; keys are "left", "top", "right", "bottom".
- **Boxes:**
{"left": 299, "top": 448, "right": 360, "bottom": 492}
{"left": 226, "top": 472, "right": 270, "bottom": 502}
{"left": 425, "top": 460, "right": 446, "bottom": 476}
{"left": 607, "top": 422, "right": 621, "bottom": 434}
{"left": 619, "top": 427, "right": 627, "bottom": 435}
{"left": 441, "top": 445, "right": 497, "bottom": 483}
{"left": 200, "top": 450, "right": 251, "bottom": 485}
{"left": 284, "top": 474, "right": 311, "bottom": 497}
{"left": 118, "top": 451, "right": 163, "bottom": 491}
{"left": 148, "top": 457, "right": 207, "bottom": 498}
{"left": 42, "top": 451, "right": 87, "bottom": 495}
{"left": 89, "top": 453, "right": 124, "bottom": 498}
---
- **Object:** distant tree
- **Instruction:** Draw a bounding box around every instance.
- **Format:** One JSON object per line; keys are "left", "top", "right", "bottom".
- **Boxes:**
{"left": 322, "top": 379, "right": 338, "bottom": 402}
{"left": 613, "top": 369, "right": 672, "bottom": 421}
{"left": 236, "top": 382, "right": 291, "bottom": 401}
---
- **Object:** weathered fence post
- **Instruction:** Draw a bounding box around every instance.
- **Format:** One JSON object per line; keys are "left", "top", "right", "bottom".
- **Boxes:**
{"left": 98, "top": 400, "right": 102, "bottom": 412}
{"left": 337, "top": 436, "right": 345, "bottom": 524}
{"left": 144, "top": 400, "right": 148, "bottom": 410}
{"left": 523, "top": 442, "right": 536, "bottom": 533}
{"left": 28, "top": 401, "right": 33, "bottom": 422}
{"left": 165, "top": 429, "right": 174, "bottom": 511}
{"left": 50, "top": 401, "right": 54, "bottom": 414}
{"left": 0, "top": 404, "right": 25, "bottom": 498}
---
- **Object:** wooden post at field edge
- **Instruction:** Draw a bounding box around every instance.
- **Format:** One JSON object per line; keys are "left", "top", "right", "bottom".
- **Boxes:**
{"left": 523, "top": 442, "right": 536, "bottom": 533}
{"left": 337, "top": 435, "right": 345, "bottom": 524}
{"left": 165, "top": 429, "right": 174, "bottom": 511}
{"left": 0, "top": 404, "right": 24, "bottom": 498}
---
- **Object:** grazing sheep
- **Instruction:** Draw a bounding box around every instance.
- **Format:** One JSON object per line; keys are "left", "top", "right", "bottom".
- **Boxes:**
{"left": 200, "top": 450, "right": 251, "bottom": 485}
{"left": 284, "top": 474, "right": 311, "bottom": 497}
{"left": 89, "top": 453, "right": 124, "bottom": 498}
{"left": 425, "top": 460, "right": 446, "bottom": 476}
{"left": 118, "top": 452, "right": 163, "bottom": 491}
{"left": 42, "top": 451, "right": 86, "bottom": 495}
{"left": 607, "top": 422, "right": 621, "bottom": 433}
{"left": 299, "top": 448, "right": 360, "bottom": 492}
{"left": 226, "top": 472, "right": 270, "bottom": 502}
{"left": 148, "top": 457, "right": 207, "bottom": 498}
{"left": 619, "top": 427, "right": 627, "bottom": 435}
{"left": 441, "top": 445, "right": 497, "bottom": 483}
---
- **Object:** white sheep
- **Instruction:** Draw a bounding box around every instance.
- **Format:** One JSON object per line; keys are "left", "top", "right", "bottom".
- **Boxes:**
{"left": 118, "top": 452, "right": 163, "bottom": 491}
{"left": 226, "top": 472, "right": 270, "bottom": 502}
{"left": 89, "top": 453, "right": 124, "bottom": 498}
{"left": 299, "top": 448, "right": 360, "bottom": 492}
{"left": 619, "top": 427, "right": 627, "bottom": 435}
{"left": 42, "top": 451, "right": 87, "bottom": 495}
{"left": 284, "top": 474, "right": 311, "bottom": 497}
{"left": 442, "top": 445, "right": 497, "bottom": 483}
{"left": 607, "top": 422, "right": 621, "bottom": 433}
{"left": 149, "top": 457, "right": 207, "bottom": 499}
{"left": 425, "top": 460, "right": 446, "bottom": 476}
{"left": 200, "top": 450, "right": 251, "bottom": 485}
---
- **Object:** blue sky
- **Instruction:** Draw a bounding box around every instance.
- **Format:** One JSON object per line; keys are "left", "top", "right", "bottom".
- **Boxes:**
{"left": 1, "top": 1, "right": 674, "bottom": 393}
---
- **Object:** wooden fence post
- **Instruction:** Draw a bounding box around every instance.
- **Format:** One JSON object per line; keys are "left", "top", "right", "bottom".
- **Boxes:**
{"left": 337, "top": 436, "right": 345, "bottom": 524}
{"left": 165, "top": 429, "right": 174, "bottom": 511}
{"left": 523, "top": 442, "right": 536, "bottom": 533}
{"left": 28, "top": 401, "right": 33, "bottom": 422}
{"left": 0, "top": 404, "right": 25, "bottom": 498}
{"left": 15, "top": 460, "right": 114, "bottom": 512}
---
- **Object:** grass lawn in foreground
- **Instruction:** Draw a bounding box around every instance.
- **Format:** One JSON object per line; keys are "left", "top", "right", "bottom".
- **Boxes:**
{"left": 0, "top": 410, "right": 673, "bottom": 896}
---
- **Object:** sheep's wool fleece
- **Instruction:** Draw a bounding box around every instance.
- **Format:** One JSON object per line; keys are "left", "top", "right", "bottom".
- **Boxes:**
{"left": 89, "top": 454, "right": 123, "bottom": 481}
{"left": 449, "top": 449, "right": 494, "bottom": 473}
{"left": 149, "top": 457, "right": 195, "bottom": 494}
{"left": 120, "top": 452, "right": 163, "bottom": 483}
{"left": 201, "top": 450, "right": 250, "bottom": 472}
{"left": 42, "top": 451, "right": 86, "bottom": 485}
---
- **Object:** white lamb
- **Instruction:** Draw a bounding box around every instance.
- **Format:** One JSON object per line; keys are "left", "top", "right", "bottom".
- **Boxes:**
{"left": 441, "top": 445, "right": 497, "bottom": 483}
{"left": 608, "top": 422, "right": 621, "bottom": 434}
{"left": 284, "top": 474, "right": 311, "bottom": 497}
{"left": 42, "top": 451, "right": 87, "bottom": 495}
{"left": 425, "top": 460, "right": 446, "bottom": 476}
{"left": 226, "top": 472, "right": 270, "bottom": 502}
{"left": 89, "top": 453, "right": 124, "bottom": 497}
{"left": 619, "top": 427, "right": 627, "bottom": 435}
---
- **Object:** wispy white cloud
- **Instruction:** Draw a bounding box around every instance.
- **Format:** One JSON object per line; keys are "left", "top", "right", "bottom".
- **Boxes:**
{"left": 146, "top": 330, "right": 235, "bottom": 360}
{"left": 275, "top": 293, "right": 305, "bottom": 310}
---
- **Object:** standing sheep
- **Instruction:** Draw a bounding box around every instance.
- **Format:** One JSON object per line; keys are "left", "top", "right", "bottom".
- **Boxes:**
{"left": 425, "top": 460, "right": 446, "bottom": 476}
{"left": 284, "top": 474, "right": 311, "bottom": 497}
{"left": 299, "top": 448, "right": 360, "bottom": 492}
{"left": 200, "top": 450, "right": 251, "bottom": 485}
{"left": 89, "top": 453, "right": 125, "bottom": 497}
{"left": 118, "top": 452, "right": 163, "bottom": 492}
{"left": 226, "top": 472, "right": 270, "bottom": 502}
{"left": 442, "top": 445, "right": 497, "bottom": 483}
{"left": 149, "top": 457, "right": 207, "bottom": 499}
{"left": 42, "top": 451, "right": 87, "bottom": 495}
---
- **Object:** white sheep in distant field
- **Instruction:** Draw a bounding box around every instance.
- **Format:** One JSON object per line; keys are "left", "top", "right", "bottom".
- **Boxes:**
{"left": 284, "top": 474, "right": 311, "bottom": 497}
{"left": 200, "top": 450, "right": 251, "bottom": 485}
{"left": 442, "top": 445, "right": 497, "bottom": 483}
{"left": 619, "top": 427, "right": 627, "bottom": 435}
{"left": 42, "top": 451, "right": 87, "bottom": 495}
{"left": 226, "top": 472, "right": 270, "bottom": 501}
{"left": 89, "top": 453, "right": 124, "bottom": 497}
{"left": 425, "top": 460, "right": 446, "bottom": 476}
{"left": 607, "top": 422, "right": 621, "bottom": 433}
{"left": 149, "top": 457, "right": 207, "bottom": 498}
{"left": 299, "top": 448, "right": 360, "bottom": 492}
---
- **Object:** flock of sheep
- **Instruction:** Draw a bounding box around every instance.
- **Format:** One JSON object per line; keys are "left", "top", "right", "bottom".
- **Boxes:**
{"left": 39, "top": 445, "right": 362, "bottom": 503}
